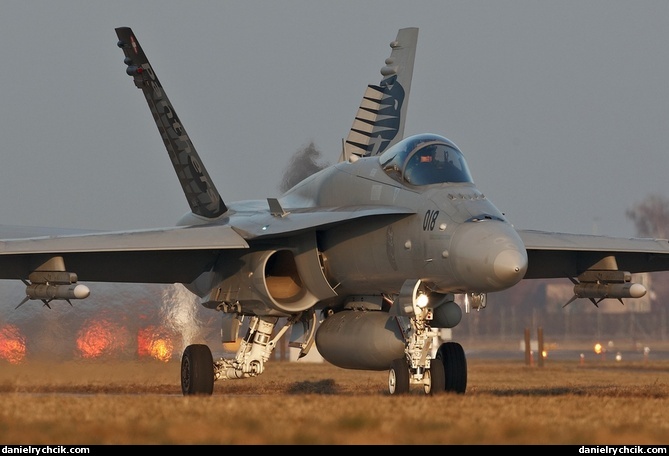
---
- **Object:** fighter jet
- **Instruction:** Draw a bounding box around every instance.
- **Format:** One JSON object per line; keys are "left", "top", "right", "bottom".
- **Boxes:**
{"left": 0, "top": 27, "right": 667, "bottom": 396}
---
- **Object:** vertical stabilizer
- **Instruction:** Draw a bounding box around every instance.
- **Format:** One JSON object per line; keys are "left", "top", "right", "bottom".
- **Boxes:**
{"left": 340, "top": 27, "right": 418, "bottom": 162}
{"left": 115, "top": 27, "right": 226, "bottom": 219}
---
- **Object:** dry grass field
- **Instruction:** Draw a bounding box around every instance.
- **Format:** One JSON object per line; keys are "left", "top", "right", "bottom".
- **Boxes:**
{"left": 0, "top": 354, "right": 667, "bottom": 445}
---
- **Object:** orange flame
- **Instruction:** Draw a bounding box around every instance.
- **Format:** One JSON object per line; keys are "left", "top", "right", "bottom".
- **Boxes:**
{"left": 76, "top": 319, "right": 128, "bottom": 358}
{"left": 0, "top": 324, "right": 26, "bottom": 364}
{"left": 137, "top": 326, "right": 174, "bottom": 362}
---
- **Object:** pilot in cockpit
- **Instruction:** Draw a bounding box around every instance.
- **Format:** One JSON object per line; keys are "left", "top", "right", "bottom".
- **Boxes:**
{"left": 404, "top": 146, "right": 439, "bottom": 186}
{"left": 380, "top": 134, "right": 473, "bottom": 186}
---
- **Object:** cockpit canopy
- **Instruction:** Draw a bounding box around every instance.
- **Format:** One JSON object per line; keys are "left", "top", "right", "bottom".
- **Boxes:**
{"left": 378, "top": 133, "right": 473, "bottom": 186}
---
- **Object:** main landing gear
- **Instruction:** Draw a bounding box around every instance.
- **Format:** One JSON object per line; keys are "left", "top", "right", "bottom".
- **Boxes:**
{"left": 180, "top": 312, "right": 316, "bottom": 396}
{"left": 181, "top": 344, "right": 215, "bottom": 395}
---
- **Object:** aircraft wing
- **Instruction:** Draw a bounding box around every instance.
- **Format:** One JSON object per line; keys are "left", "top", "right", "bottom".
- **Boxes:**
{"left": 517, "top": 229, "right": 669, "bottom": 279}
{"left": 0, "top": 225, "right": 247, "bottom": 283}
{"left": 0, "top": 205, "right": 414, "bottom": 284}
{"left": 0, "top": 224, "right": 99, "bottom": 238}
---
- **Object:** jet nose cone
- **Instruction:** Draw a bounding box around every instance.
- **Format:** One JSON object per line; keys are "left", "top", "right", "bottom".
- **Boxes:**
{"left": 494, "top": 248, "right": 528, "bottom": 285}
{"left": 450, "top": 220, "right": 528, "bottom": 291}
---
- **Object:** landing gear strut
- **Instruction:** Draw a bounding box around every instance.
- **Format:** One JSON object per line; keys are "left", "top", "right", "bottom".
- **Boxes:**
{"left": 180, "top": 311, "right": 317, "bottom": 396}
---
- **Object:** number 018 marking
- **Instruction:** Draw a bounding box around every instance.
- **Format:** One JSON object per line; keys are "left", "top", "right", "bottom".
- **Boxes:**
{"left": 423, "top": 210, "right": 439, "bottom": 231}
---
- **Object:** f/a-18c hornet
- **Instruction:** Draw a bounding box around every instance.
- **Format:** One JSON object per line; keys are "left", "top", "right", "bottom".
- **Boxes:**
{"left": 0, "top": 26, "right": 667, "bottom": 396}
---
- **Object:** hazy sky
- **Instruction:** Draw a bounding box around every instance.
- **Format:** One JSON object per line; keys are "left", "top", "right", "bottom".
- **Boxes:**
{"left": 1, "top": 1, "right": 668, "bottom": 238}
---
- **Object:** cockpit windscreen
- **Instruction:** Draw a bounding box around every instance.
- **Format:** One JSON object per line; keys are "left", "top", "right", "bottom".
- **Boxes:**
{"left": 378, "top": 134, "right": 473, "bottom": 186}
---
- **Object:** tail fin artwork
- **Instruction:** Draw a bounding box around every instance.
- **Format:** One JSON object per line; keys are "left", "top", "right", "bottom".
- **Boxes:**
{"left": 115, "top": 27, "right": 226, "bottom": 219}
{"left": 340, "top": 27, "right": 418, "bottom": 162}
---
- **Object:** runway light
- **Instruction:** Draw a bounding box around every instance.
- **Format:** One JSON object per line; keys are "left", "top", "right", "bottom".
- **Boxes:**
{"left": 594, "top": 343, "right": 603, "bottom": 355}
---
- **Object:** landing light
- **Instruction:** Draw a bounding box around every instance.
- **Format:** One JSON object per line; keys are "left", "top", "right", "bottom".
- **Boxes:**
{"left": 415, "top": 293, "right": 429, "bottom": 308}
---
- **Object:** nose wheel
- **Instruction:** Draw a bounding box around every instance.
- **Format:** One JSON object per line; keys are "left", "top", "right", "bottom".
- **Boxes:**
{"left": 388, "top": 358, "right": 410, "bottom": 395}
{"left": 388, "top": 356, "right": 447, "bottom": 395}
{"left": 436, "top": 341, "right": 467, "bottom": 394}
{"left": 425, "top": 356, "right": 445, "bottom": 395}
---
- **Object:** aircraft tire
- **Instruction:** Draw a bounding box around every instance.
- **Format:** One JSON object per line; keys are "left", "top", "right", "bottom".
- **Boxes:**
{"left": 426, "top": 357, "right": 446, "bottom": 395}
{"left": 436, "top": 341, "right": 467, "bottom": 394}
{"left": 388, "top": 357, "right": 410, "bottom": 395}
{"left": 181, "top": 344, "right": 215, "bottom": 396}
